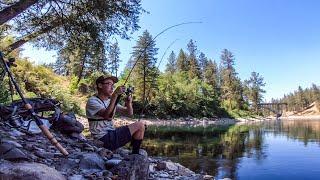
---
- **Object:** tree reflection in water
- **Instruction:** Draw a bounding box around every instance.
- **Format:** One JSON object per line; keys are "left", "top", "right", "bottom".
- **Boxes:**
{"left": 143, "top": 124, "right": 265, "bottom": 177}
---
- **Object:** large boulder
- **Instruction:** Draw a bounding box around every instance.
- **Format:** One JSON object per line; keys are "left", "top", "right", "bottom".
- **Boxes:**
{"left": 0, "top": 161, "right": 65, "bottom": 180}
{"left": 111, "top": 154, "right": 149, "bottom": 180}
{"left": 79, "top": 153, "right": 105, "bottom": 172}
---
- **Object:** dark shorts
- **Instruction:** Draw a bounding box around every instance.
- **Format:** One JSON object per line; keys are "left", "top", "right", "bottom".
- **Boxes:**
{"left": 99, "top": 125, "right": 132, "bottom": 151}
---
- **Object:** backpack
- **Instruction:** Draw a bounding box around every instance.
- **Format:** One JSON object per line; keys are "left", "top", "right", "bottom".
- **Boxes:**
{"left": 0, "top": 98, "right": 84, "bottom": 135}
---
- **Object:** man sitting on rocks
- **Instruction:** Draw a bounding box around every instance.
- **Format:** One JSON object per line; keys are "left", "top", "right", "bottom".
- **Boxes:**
{"left": 86, "top": 75, "right": 145, "bottom": 154}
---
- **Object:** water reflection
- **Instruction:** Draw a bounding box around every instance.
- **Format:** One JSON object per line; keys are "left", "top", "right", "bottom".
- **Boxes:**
{"left": 143, "top": 120, "right": 320, "bottom": 179}
{"left": 144, "top": 125, "right": 264, "bottom": 177}
{"left": 262, "top": 120, "right": 320, "bottom": 145}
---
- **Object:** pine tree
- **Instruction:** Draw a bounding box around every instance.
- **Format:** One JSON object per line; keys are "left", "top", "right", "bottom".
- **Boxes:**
{"left": 311, "top": 83, "right": 320, "bottom": 102}
{"left": 204, "top": 60, "right": 218, "bottom": 90}
{"left": 55, "top": 37, "right": 107, "bottom": 84}
{"left": 130, "top": 30, "right": 158, "bottom": 104}
{"left": 297, "top": 86, "right": 307, "bottom": 110}
{"left": 219, "top": 49, "right": 243, "bottom": 110}
{"left": 187, "top": 40, "right": 201, "bottom": 79}
{"left": 244, "top": 72, "right": 266, "bottom": 112}
{"left": 165, "top": 51, "right": 176, "bottom": 74}
{"left": 198, "top": 52, "right": 208, "bottom": 78}
{"left": 176, "top": 49, "right": 188, "bottom": 72}
{"left": 108, "top": 42, "right": 121, "bottom": 77}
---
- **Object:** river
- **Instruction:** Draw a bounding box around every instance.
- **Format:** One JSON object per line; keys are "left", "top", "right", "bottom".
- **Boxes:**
{"left": 142, "top": 119, "right": 320, "bottom": 179}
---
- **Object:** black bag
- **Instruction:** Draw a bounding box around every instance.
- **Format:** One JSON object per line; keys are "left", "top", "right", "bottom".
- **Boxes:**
{"left": 51, "top": 112, "right": 84, "bottom": 134}
{"left": 0, "top": 98, "right": 84, "bottom": 135}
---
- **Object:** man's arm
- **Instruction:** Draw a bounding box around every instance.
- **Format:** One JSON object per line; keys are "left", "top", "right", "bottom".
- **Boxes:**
{"left": 96, "top": 86, "right": 127, "bottom": 119}
{"left": 116, "top": 95, "right": 133, "bottom": 117}
{"left": 96, "top": 94, "right": 119, "bottom": 119}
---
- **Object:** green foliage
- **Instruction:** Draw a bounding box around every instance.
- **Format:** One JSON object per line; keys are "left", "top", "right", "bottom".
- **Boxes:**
{"left": 108, "top": 42, "right": 121, "bottom": 77}
{"left": 8, "top": 59, "right": 83, "bottom": 114}
{"left": 227, "top": 109, "right": 252, "bottom": 118}
{"left": 176, "top": 49, "right": 188, "bottom": 72}
{"left": 187, "top": 39, "right": 201, "bottom": 79}
{"left": 0, "top": 80, "right": 10, "bottom": 104}
{"left": 244, "top": 72, "right": 266, "bottom": 112}
{"left": 4, "top": 0, "right": 144, "bottom": 53}
{"left": 165, "top": 51, "right": 176, "bottom": 74}
{"left": 129, "top": 30, "right": 158, "bottom": 103}
{"left": 153, "top": 72, "right": 225, "bottom": 118}
{"left": 219, "top": 49, "right": 244, "bottom": 111}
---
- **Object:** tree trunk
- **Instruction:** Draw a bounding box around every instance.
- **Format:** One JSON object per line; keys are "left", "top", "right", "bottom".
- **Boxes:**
{"left": 77, "top": 55, "right": 86, "bottom": 85}
{"left": 0, "top": 0, "right": 39, "bottom": 25}
{"left": 5, "top": 20, "right": 62, "bottom": 53}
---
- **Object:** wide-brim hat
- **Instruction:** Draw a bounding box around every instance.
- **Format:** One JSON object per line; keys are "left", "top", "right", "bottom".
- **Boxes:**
{"left": 96, "top": 75, "right": 118, "bottom": 86}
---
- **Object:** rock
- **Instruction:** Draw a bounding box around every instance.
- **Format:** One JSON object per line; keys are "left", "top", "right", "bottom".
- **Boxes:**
{"left": 8, "top": 129, "right": 25, "bottom": 136}
{"left": 176, "top": 163, "right": 194, "bottom": 176}
{"left": 165, "top": 161, "right": 179, "bottom": 171}
{"left": 203, "top": 174, "right": 214, "bottom": 179}
{"left": 24, "top": 143, "right": 35, "bottom": 151}
{"left": 0, "top": 142, "right": 27, "bottom": 161}
{"left": 139, "top": 149, "right": 148, "bottom": 157}
{"left": 158, "top": 172, "right": 170, "bottom": 178}
{"left": 69, "top": 133, "right": 87, "bottom": 142}
{"left": 55, "top": 158, "right": 79, "bottom": 172}
{"left": 114, "top": 147, "right": 130, "bottom": 157}
{"left": 106, "top": 159, "right": 122, "bottom": 169}
{"left": 68, "top": 174, "right": 85, "bottom": 180}
{"left": 83, "top": 143, "right": 95, "bottom": 151}
{"left": 111, "top": 154, "right": 149, "bottom": 180}
{"left": 0, "top": 161, "right": 66, "bottom": 180}
{"left": 98, "top": 148, "right": 113, "bottom": 159}
{"left": 1, "top": 139, "right": 23, "bottom": 148}
{"left": 103, "top": 170, "right": 113, "bottom": 176}
{"left": 155, "top": 161, "right": 166, "bottom": 171}
{"left": 79, "top": 153, "right": 105, "bottom": 171}
{"left": 149, "top": 164, "right": 156, "bottom": 173}
{"left": 34, "top": 150, "right": 55, "bottom": 159}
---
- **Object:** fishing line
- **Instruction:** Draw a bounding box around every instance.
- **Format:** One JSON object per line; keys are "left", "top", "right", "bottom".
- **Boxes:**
{"left": 123, "top": 21, "right": 202, "bottom": 85}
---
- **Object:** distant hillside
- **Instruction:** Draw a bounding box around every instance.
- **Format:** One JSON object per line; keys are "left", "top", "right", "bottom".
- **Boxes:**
{"left": 283, "top": 101, "right": 320, "bottom": 117}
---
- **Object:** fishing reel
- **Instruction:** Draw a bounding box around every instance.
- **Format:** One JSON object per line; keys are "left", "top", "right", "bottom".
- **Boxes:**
{"left": 125, "top": 85, "right": 134, "bottom": 96}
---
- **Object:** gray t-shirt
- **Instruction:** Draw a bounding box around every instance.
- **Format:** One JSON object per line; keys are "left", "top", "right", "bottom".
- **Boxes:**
{"left": 86, "top": 96, "right": 120, "bottom": 139}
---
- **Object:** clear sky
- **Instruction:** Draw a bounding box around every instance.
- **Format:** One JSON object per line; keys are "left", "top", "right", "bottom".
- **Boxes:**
{"left": 21, "top": 0, "right": 320, "bottom": 102}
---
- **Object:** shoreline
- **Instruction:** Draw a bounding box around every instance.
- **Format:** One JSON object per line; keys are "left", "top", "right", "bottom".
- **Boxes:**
{"left": 77, "top": 115, "right": 320, "bottom": 130}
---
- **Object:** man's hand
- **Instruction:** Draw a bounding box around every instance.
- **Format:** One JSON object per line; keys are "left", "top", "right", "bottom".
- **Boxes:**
{"left": 126, "top": 94, "right": 133, "bottom": 104}
{"left": 113, "top": 85, "right": 126, "bottom": 97}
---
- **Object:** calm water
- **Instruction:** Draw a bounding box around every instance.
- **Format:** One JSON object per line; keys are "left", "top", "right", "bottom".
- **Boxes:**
{"left": 143, "top": 120, "right": 320, "bottom": 179}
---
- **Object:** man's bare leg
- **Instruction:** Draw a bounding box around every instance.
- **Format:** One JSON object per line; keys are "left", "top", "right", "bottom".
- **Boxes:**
{"left": 127, "top": 121, "right": 145, "bottom": 154}
{"left": 127, "top": 121, "right": 145, "bottom": 140}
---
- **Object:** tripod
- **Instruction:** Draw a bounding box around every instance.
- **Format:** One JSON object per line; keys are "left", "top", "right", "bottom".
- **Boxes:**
{"left": 0, "top": 52, "right": 69, "bottom": 156}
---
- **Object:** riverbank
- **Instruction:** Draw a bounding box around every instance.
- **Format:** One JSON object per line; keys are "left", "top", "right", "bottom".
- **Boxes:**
{"left": 279, "top": 114, "right": 320, "bottom": 120}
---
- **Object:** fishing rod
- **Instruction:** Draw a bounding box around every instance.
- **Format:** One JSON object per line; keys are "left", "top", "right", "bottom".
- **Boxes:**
{"left": 123, "top": 21, "right": 202, "bottom": 85}
{"left": 0, "top": 52, "right": 69, "bottom": 156}
{"left": 110, "top": 22, "right": 202, "bottom": 117}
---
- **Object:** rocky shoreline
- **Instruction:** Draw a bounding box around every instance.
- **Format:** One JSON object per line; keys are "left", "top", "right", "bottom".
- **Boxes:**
{"left": 0, "top": 120, "right": 214, "bottom": 180}
{"left": 7, "top": 114, "right": 315, "bottom": 179}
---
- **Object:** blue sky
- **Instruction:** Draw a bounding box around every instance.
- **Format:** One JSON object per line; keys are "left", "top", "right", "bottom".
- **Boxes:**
{"left": 21, "top": 0, "right": 320, "bottom": 101}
